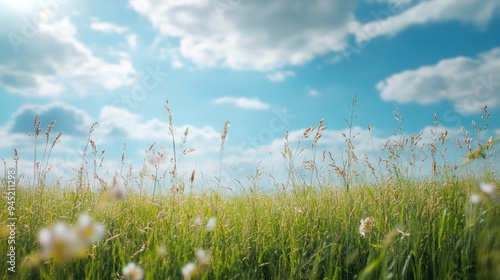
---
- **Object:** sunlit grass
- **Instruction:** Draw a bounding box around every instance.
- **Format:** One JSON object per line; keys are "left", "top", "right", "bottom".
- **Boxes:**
{"left": 0, "top": 98, "right": 499, "bottom": 279}
{"left": 0, "top": 178, "right": 499, "bottom": 279}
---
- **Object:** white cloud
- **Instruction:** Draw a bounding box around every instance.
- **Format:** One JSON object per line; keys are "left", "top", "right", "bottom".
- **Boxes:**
{"left": 0, "top": 17, "right": 136, "bottom": 97}
{"left": 212, "top": 97, "right": 270, "bottom": 110}
{"left": 90, "top": 19, "right": 128, "bottom": 34}
{"left": 97, "top": 106, "right": 221, "bottom": 145}
{"left": 8, "top": 102, "right": 92, "bottom": 136}
{"left": 267, "top": 71, "right": 295, "bottom": 82}
{"left": 129, "top": 0, "right": 500, "bottom": 72}
{"left": 218, "top": 123, "right": 468, "bottom": 188}
{"left": 308, "top": 88, "right": 320, "bottom": 97}
{"left": 0, "top": 103, "right": 226, "bottom": 183}
{"left": 0, "top": 102, "right": 473, "bottom": 188}
{"left": 0, "top": 102, "right": 95, "bottom": 179}
{"left": 365, "top": 0, "right": 411, "bottom": 4}
{"left": 356, "top": 0, "right": 500, "bottom": 43}
{"left": 376, "top": 47, "right": 500, "bottom": 114}
{"left": 126, "top": 34, "right": 138, "bottom": 49}
{"left": 158, "top": 44, "right": 185, "bottom": 69}
{"left": 221, "top": 125, "right": 388, "bottom": 186}
{"left": 217, "top": 125, "right": 384, "bottom": 187}
{"left": 129, "top": 0, "right": 356, "bottom": 71}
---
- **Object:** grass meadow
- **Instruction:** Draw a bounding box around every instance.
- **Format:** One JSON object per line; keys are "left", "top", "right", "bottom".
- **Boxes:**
{"left": 1, "top": 99, "right": 499, "bottom": 279}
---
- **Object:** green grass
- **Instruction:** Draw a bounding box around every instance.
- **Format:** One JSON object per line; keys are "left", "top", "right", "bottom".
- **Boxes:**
{"left": 1, "top": 178, "right": 499, "bottom": 279}
{"left": 1, "top": 99, "right": 499, "bottom": 279}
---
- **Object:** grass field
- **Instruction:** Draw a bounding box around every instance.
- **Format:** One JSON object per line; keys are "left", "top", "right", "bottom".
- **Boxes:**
{"left": 1, "top": 101, "right": 499, "bottom": 279}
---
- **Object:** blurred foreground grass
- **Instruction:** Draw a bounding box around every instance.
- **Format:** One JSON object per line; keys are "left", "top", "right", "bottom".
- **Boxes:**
{"left": 1, "top": 178, "right": 499, "bottom": 279}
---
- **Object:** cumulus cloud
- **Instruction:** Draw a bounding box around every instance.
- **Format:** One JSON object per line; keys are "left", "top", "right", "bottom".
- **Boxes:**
{"left": 129, "top": 0, "right": 500, "bottom": 72}
{"left": 212, "top": 97, "right": 271, "bottom": 110}
{"left": 355, "top": 0, "right": 500, "bottom": 43}
{"left": 97, "top": 106, "right": 221, "bottom": 147}
{"left": 0, "top": 103, "right": 227, "bottom": 182}
{"left": 0, "top": 102, "right": 94, "bottom": 176}
{"left": 0, "top": 17, "right": 136, "bottom": 97}
{"left": 8, "top": 102, "right": 92, "bottom": 136}
{"left": 376, "top": 47, "right": 500, "bottom": 114}
{"left": 129, "top": 0, "right": 355, "bottom": 71}
{"left": 267, "top": 71, "right": 295, "bottom": 82}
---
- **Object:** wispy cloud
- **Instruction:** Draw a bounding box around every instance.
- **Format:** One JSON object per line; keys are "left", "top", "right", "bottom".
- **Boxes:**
{"left": 212, "top": 97, "right": 270, "bottom": 110}
{"left": 90, "top": 18, "right": 128, "bottom": 34}
{"left": 126, "top": 34, "right": 138, "bottom": 49}
{"left": 308, "top": 88, "right": 320, "bottom": 97}
{"left": 355, "top": 0, "right": 500, "bottom": 43}
{"left": 267, "top": 71, "right": 295, "bottom": 82}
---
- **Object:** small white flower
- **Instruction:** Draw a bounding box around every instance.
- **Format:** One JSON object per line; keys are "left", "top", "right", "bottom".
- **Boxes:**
{"left": 181, "top": 262, "right": 198, "bottom": 279}
{"left": 206, "top": 217, "right": 217, "bottom": 232}
{"left": 195, "top": 249, "right": 211, "bottom": 266}
{"left": 193, "top": 217, "right": 203, "bottom": 227}
{"left": 38, "top": 214, "right": 106, "bottom": 262}
{"left": 38, "top": 222, "right": 82, "bottom": 261}
{"left": 359, "top": 217, "right": 376, "bottom": 237}
{"left": 470, "top": 193, "right": 482, "bottom": 204}
{"left": 123, "top": 262, "right": 144, "bottom": 280}
{"left": 38, "top": 228, "right": 51, "bottom": 248}
{"left": 479, "top": 182, "right": 495, "bottom": 195}
{"left": 78, "top": 214, "right": 92, "bottom": 228}
{"left": 157, "top": 245, "right": 167, "bottom": 257}
{"left": 77, "top": 214, "right": 106, "bottom": 244}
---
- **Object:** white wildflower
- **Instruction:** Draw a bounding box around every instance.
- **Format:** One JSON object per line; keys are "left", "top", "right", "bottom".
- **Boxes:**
{"left": 122, "top": 262, "right": 144, "bottom": 280}
{"left": 359, "top": 217, "right": 376, "bottom": 237}
{"left": 38, "top": 214, "right": 106, "bottom": 262}
{"left": 193, "top": 217, "right": 203, "bottom": 227}
{"left": 77, "top": 214, "right": 106, "bottom": 244}
{"left": 157, "top": 245, "right": 167, "bottom": 257}
{"left": 470, "top": 193, "right": 482, "bottom": 204}
{"left": 181, "top": 262, "right": 198, "bottom": 279}
{"left": 206, "top": 217, "right": 216, "bottom": 232}
{"left": 479, "top": 182, "right": 495, "bottom": 195}
{"left": 195, "top": 249, "right": 211, "bottom": 266}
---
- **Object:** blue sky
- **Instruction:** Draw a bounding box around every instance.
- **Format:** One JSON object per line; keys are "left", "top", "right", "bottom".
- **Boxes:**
{"left": 1, "top": 0, "right": 499, "bottom": 190}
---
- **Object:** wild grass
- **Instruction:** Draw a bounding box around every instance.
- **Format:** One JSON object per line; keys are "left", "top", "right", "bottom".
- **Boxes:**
{"left": 1, "top": 98, "right": 499, "bottom": 279}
